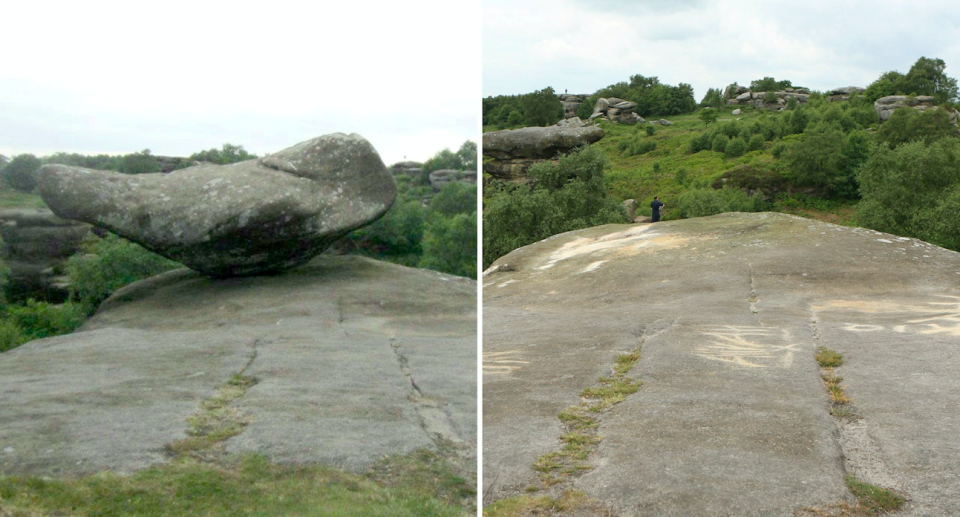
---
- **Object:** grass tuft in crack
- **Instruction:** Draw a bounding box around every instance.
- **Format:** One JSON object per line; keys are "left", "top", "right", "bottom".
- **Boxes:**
{"left": 531, "top": 346, "right": 642, "bottom": 487}
{"left": 483, "top": 489, "right": 616, "bottom": 517}
{"left": 166, "top": 373, "right": 258, "bottom": 460}
{"left": 816, "top": 346, "right": 844, "bottom": 368}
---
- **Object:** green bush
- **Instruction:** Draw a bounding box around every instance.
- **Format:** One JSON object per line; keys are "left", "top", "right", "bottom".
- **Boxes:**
{"left": 1, "top": 154, "right": 41, "bottom": 192}
{"left": 748, "top": 134, "right": 766, "bottom": 152}
{"left": 645, "top": 125, "right": 655, "bottom": 136}
{"left": 483, "top": 146, "right": 628, "bottom": 267}
{"left": 725, "top": 137, "right": 748, "bottom": 158}
{"left": 67, "top": 234, "right": 181, "bottom": 312}
{"left": 711, "top": 134, "right": 728, "bottom": 152}
{"left": 420, "top": 212, "right": 477, "bottom": 279}
{"left": 626, "top": 138, "right": 657, "bottom": 156}
{"left": 678, "top": 187, "right": 765, "bottom": 219}
{"left": 6, "top": 300, "right": 86, "bottom": 342}
{"left": 857, "top": 137, "right": 960, "bottom": 251}
{"left": 347, "top": 199, "right": 427, "bottom": 266}
{"left": 429, "top": 182, "right": 477, "bottom": 216}
{"left": 0, "top": 319, "right": 26, "bottom": 352}
{"left": 877, "top": 107, "right": 956, "bottom": 149}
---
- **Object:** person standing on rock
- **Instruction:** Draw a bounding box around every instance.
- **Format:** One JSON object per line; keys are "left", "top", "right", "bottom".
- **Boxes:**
{"left": 651, "top": 196, "right": 664, "bottom": 222}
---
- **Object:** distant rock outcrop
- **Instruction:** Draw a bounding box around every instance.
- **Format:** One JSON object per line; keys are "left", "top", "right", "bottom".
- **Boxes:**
{"left": 559, "top": 93, "right": 589, "bottom": 119}
{"left": 874, "top": 95, "right": 959, "bottom": 124}
{"left": 482, "top": 126, "right": 605, "bottom": 181}
{"left": 590, "top": 97, "right": 645, "bottom": 124}
{"left": 725, "top": 87, "right": 810, "bottom": 109}
{"left": 0, "top": 255, "right": 476, "bottom": 476}
{"left": 0, "top": 208, "right": 92, "bottom": 302}
{"left": 38, "top": 133, "right": 396, "bottom": 278}
{"left": 428, "top": 169, "right": 477, "bottom": 190}
{"left": 828, "top": 86, "right": 866, "bottom": 102}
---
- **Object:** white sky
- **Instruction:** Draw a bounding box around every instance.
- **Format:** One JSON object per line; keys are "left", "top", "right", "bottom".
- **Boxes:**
{"left": 484, "top": 0, "right": 960, "bottom": 101}
{"left": 0, "top": 0, "right": 480, "bottom": 166}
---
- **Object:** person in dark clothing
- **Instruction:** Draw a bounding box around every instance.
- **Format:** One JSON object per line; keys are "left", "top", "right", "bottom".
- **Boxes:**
{"left": 651, "top": 196, "right": 664, "bottom": 222}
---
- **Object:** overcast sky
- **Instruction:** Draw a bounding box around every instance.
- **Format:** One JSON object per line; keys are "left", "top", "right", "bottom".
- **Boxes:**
{"left": 0, "top": 0, "right": 480, "bottom": 166}
{"left": 484, "top": 0, "right": 960, "bottom": 101}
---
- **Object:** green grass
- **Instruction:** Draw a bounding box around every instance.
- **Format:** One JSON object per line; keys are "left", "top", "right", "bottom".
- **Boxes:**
{"left": 483, "top": 489, "right": 613, "bottom": 517}
{"left": 816, "top": 347, "right": 844, "bottom": 368}
{"left": 845, "top": 475, "right": 907, "bottom": 513}
{"left": 0, "top": 188, "right": 45, "bottom": 209}
{"left": 0, "top": 455, "right": 466, "bottom": 517}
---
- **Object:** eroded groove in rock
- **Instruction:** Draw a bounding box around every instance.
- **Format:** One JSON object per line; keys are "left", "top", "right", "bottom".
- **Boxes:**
{"left": 165, "top": 338, "right": 263, "bottom": 461}
{"left": 390, "top": 338, "right": 464, "bottom": 446}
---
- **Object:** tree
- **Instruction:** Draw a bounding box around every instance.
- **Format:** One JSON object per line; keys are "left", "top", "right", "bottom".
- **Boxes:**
{"left": 119, "top": 149, "right": 160, "bottom": 174}
{"left": 857, "top": 137, "right": 960, "bottom": 251}
{"left": 483, "top": 146, "right": 628, "bottom": 267}
{"left": 904, "top": 57, "right": 959, "bottom": 104}
{"left": 750, "top": 77, "right": 792, "bottom": 92}
{"left": 700, "top": 88, "right": 723, "bottom": 108}
{"left": 876, "top": 107, "right": 956, "bottom": 149}
{"left": 456, "top": 141, "right": 477, "bottom": 171}
{"left": 430, "top": 182, "right": 476, "bottom": 216}
{"left": 699, "top": 109, "right": 719, "bottom": 127}
{"left": 189, "top": 143, "right": 256, "bottom": 165}
{"left": 1, "top": 154, "right": 41, "bottom": 191}
{"left": 420, "top": 212, "right": 477, "bottom": 279}
{"left": 521, "top": 87, "right": 564, "bottom": 127}
{"left": 783, "top": 122, "right": 845, "bottom": 191}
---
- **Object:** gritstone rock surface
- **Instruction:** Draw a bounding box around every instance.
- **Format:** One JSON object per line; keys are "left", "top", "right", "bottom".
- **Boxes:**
{"left": 0, "top": 255, "right": 475, "bottom": 476}
{"left": 483, "top": 212, "right": 960, "bottom": 516}
{"left": 37, "top": 133, "right": 396, "bottom": 277}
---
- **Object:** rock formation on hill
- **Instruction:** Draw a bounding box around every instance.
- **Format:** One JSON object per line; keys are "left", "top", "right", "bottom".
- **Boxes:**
{"left": 559, "top": 93, "right": 589, "bottom": 119}
{"left": 828, "top": 86, "right": 866, "bottom": 102}
{"left": 38, "top": 133, "right": 396, "bottom": 278}
{"left": 0, "top": 255, "right": 476, "bottom": 476}
{"left": 482, "top": 125, "right": 605, "bottom": 181}
{"left": 428, "top": 169, "right": 477, "bottom": 190}
{"left": 0, "top": 208, "right": 91, "bottom": 302}
{"left": 589, "top": 97, "right": 645, "bottom": 124}
{"left": 725, "top": 87, "right": 810, "bottom": 109}
{"left": 874, "top": 95, "right": 959, "bottom": 124}
{"left": 483, "top": 212, "right": 960, "bottom": 516}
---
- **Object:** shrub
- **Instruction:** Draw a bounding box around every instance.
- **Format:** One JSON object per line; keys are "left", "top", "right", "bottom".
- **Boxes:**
{"left": 67, "top": 234, "right": 181, "bottom": 312}
{"left": 626, "top": 138, "right": 657, "bottom": 156}
{"left": 645, "top": 125, "right": 655, "bottom": 136}
{"left": 678, "top": 187, "right": 765, "bottom": 218}
{"left": 6, "top": 300, "right": 86, "bottom": 342}
{"left": 764, "top": 91, "right": 779, "bottom": 104}
{"left": 674, "top": 167, "right": 689, "bottom": 186}
{"left": 771, "top": 141, "right": 787, "bottom": 158}
{"left": 429, "top": 182, "right": 476, "bottom": 216}
{"left": 748, "top": 134, "right": 766, "bottom": 152}
{"left": 0, "top": 319, "right": 25, "bottom": 352}
{"left": 711, "top": 134, "right": 728, "bottom": 152}
{"left": 724, "top": 137, "right": 748, "bottom": 158}
{"left": 1, "top": 154, "right": 41, "bottom": 192}
{"left": 420, "top": 212, "right": 477, "bottom": 279}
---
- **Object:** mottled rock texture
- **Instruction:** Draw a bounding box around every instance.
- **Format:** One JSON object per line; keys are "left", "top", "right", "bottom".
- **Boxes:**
{"left": 38, "top": 133, "right": 395, "bottom": 277}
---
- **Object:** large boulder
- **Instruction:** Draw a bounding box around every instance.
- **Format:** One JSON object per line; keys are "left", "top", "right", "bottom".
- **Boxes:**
{"left": 38, "top": 133, "right": 396, "bottom": 278}
{"left": 482, "top": 126, "right": 605, "bottom": 161}
{"left": 0, "top": 255, "right": 476, "bottom": 476}
{"left": 0, "top": 208, "right": 92, "bottom": 302}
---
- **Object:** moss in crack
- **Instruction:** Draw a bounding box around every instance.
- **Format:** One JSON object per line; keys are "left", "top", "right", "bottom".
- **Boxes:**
{"left": 532, "top": 345, "right": 642, "bottom": 487}
{"left": 166, "top": 373, "right": 258, "bottom": 461}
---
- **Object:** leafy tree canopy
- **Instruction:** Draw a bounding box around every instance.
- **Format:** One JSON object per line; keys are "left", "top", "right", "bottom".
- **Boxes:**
{"left": 1, "top": 154, "right": 42, "bottom": 191}
{"left": 865, "top": 57, "right": 959, "bottom": 104}
{"left": 189, "top": 143, "right": 257, "bottom": 165}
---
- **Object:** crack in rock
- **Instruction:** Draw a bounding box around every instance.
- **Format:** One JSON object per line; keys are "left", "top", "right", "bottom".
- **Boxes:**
{"left": 390, "top": 338, "right": 463, "bottom": 446}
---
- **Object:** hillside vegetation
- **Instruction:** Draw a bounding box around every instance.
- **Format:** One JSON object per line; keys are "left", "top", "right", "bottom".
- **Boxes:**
{"left": 483, "top": 57, "right": 960, "bottom": 268}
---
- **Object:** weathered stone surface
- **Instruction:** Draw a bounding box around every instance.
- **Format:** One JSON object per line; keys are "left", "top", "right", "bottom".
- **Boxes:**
{"left": 556, "top": 116, "right": 588, "bottom": 128}
{"left": 0, "top": 255, "right": 476, "bottom": 476}
{"left": 657, "top": 118, "right": 673, "bottom": 126}
{"left": 38, "top": 133, "right": 396, "bottom": 278}
{"left": 621, "top": 199, "right": 637, "bottom": 219}
{"left": 484, "top": 212, "right": 960, "bottom": 516}
{"left": 736, "top": 92, "right": 752, "bottom": 102}
{"left": 732, "top": 108, "right": 742, "bottom": 115}
{"left": 829, "top": 86, "right": 865, "bottom": 96}
{"left": 593, "top": 98, "right": 610, "bottom": 115}
{"left": 482, "top": 126, "right": 605, "bottom": 161}
{"left": 0, "top": 208, "right": 92, "bottom": 301}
